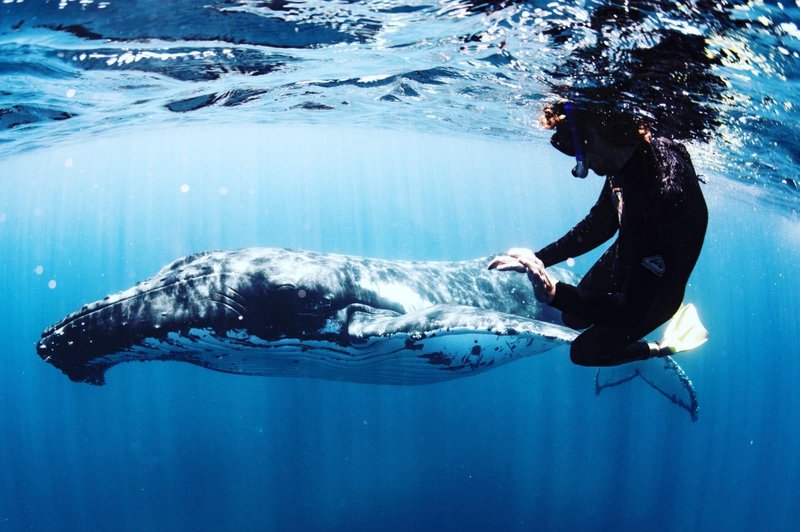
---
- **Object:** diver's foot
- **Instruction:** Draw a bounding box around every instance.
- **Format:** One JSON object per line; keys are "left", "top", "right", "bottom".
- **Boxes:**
{"left": 649, "top": 343, "right": 674, "bottom": 358}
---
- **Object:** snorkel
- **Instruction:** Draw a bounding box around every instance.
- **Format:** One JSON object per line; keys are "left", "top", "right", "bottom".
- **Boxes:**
{"left": 564, "top": 103, "right": 588, "bottom": 178}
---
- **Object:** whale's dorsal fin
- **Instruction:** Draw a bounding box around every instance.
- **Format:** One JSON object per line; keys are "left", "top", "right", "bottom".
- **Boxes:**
{"left": 595, "top": 356, "right": 699, "bottom": 422}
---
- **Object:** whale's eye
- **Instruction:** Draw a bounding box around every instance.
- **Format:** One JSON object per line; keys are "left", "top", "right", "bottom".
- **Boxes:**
{"left": 276, "top": 284, "right": 307, "bottom": 299}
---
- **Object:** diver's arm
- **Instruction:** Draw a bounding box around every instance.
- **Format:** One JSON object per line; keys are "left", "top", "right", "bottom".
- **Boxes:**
{"left": 498, "top": 251, "right": 626, "bottom": 320}
{"left": 535, "top": 179, "right": 618, "bottom": 267}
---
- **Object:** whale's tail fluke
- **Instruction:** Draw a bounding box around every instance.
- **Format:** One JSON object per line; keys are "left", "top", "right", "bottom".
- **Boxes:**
{"left": 595, "top": 356, "right": 699, "bottom": 422}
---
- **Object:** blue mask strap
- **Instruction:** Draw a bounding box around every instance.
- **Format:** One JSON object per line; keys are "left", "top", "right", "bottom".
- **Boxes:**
{"left": 564, "top": 104, "right": 588, "bottom": 178}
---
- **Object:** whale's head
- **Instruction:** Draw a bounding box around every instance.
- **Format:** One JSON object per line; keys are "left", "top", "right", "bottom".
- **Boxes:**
{"left": 36, "top": 249, "right": 370, "bottom": 384}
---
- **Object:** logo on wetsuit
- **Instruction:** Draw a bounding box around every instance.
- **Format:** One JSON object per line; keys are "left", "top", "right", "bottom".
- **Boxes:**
{"left": 642, "top": 255, "right": 666, "bottom": 277}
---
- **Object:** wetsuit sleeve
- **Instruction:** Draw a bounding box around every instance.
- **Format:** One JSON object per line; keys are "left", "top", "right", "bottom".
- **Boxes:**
{"left": 535, "top": 179, "right": 618, "bottom": 267}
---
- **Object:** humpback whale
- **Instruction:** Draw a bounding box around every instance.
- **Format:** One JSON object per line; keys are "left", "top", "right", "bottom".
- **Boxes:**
{"left": 37, "top": 248, "right": 699, "bottom": 420}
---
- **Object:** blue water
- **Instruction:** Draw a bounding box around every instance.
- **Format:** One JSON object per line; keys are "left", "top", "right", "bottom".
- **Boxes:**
{"left": 2, "top": 2, "right": 800, "bottom": 531}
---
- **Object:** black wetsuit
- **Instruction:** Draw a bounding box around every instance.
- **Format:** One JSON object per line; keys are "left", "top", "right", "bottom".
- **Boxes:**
{"left": 536, "top": 137, "right": 708, "bottom": 366}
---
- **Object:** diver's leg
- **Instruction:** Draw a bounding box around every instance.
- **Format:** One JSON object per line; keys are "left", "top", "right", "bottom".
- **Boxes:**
{"left": 568, "top": 293, "right": 682, "bottom": 367}
{"left": 569, "top": 326, "right": 652, "bottom": 367}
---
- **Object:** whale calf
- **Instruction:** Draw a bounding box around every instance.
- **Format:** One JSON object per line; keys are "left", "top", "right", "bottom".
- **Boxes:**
{"left": 37, "top": 248, "right": 699, "bottom": 420}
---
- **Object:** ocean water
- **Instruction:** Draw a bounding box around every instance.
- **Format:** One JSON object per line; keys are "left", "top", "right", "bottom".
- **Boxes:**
{"left": 2, "top": 2, "right": 800, "bottom": 531}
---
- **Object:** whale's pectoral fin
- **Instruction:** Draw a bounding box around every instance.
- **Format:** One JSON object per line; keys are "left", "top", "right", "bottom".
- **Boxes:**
{"left": 67, "top": 361, "right": 109, "bottom": 386}
{"left": 338, "top": 304, "right": 403, "bottom": 345}
{"left": 345, "top": 303, "right": 577, "bottom": 342}
{"left": 595, "top": 356, "right": 699, "bottom": 422}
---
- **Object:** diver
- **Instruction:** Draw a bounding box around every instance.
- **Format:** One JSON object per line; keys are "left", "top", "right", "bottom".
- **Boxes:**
{"left": 488, "top": 102, "right": 708, "bottom": 366}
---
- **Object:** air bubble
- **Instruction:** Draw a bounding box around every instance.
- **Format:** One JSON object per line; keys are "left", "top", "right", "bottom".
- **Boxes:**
{"left": 64, "top": 158, "right": 73, "bottom": 168}
{"left": 48, "top": 280, "right": 57, "bottom": 289}
{"left": 180, "top": 184, "right": 190, "bottom": 193}
{"left": 66, "top": 88, "right": 76, "bottom": 98}
{"left": 218, "top": 186, "right": 229, "bottom": 195}
{"left": 566, "top": 258, "right": 575, "bottom": 267}
{"left": 297, "top": 289, "right": 307, "bottom": 298}
{"left": 34, "top": 265, "right": 44, "bottom": 275}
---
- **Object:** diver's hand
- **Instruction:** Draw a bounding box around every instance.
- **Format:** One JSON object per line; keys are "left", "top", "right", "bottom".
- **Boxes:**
{"left": 487, "top": 248, "right": 541, "bottom": 273}
{"left": 506, "top": 247, "right": 538, "bottom": 264}
{"left": 487, "top": 255, "right": 527, "bottom": 273}
{"left": 487, "top": 248, "right": 557, "bottom": 303}
{"left": 487, "top": 248, "right": 539, "bottom": 271}
{"left": 508, "top": 250, "right": 557, "bottom": 304}
{"left": 526, "top": 263, "right": 557, "bottom": 304}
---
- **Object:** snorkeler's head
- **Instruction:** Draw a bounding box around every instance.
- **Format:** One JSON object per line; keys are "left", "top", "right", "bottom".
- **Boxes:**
{"left": 541, "top": 102, "right": 649, "bottom": 177}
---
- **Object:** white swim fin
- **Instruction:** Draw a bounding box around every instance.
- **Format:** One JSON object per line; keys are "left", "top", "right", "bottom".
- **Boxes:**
{"left": 659, "top": 303, "right": 708, "bottom": 354}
